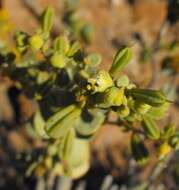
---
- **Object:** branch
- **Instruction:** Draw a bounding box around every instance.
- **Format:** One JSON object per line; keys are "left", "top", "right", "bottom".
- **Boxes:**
{"left": 105, "top": 120, "right": 145, "bottom": 135}
{"left": 146, "top": 155, "right": 172, "bottom": 190}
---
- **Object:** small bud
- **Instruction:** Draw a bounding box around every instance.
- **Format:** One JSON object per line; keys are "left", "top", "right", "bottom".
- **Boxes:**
{"left": 37, "top": 71, "right": 50, "bottom": 84}
{"left": 103, "top": 87, "right": 124, "bottom": 107}
{"left": 44, "top": 156, "right": 53, "bottom": 169}
{"left": 50, "top": 53, "right": 66, "bottom": 68}
{"left": 84, "top": 53, "right": 102, "bottom": 67}
{"left": 15, "top": 31, "right": 28, "bottom": 53}
{"left": 116, "top": 75, "right": 129, "bottom": 87}
{"left": 158, "top": 142, "right": 172, "bottom": 158}
{"left": 34, "top": 164, "right": 46, "bottom": 177}
{"left": 52, "top": 163, "right": 63, "bottom": 175}
{"left": 135, "top": 101, "right": 151, "bottom": 115}
{"left": 29, "top": 34, "right": 44, "bottom": 51}
{"left": 47, "top": 145, "right": 58, "bottom": 156}
{"left": 116, "top": 104, "right": 130, "bottom": 118}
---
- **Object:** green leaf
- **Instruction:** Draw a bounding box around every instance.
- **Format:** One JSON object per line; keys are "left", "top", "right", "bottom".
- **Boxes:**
{"left": 162, "top": 124, "right": 176, "bottom": 140}
{"left": 45, "top": 106, "right": 81, "bottom": 139}
{"left": 75, "top": 109, "right": 105, "bottom": 139}
{"left": 50, "top": 53, "right": 66, "bottom": 69}
{"left": 142, "top": 116, "right": 160, "bottom": 140}
{"left": 46, "top": 105, "right": 76, "bottom": 129}
{"left": 41, "top": 7, "right": 54, "bottom": 32}
{"left": 81, "top": 24, "right": 93, "bottom": 43}
{"left": 109, "top": 47, "right": 132, "bottom": 77}
{"left": 64, "top": 138, "right": 90, "bottom": 179}
{"left": 128, "top": 88, "right": 168, "bottom": 107}
{"left": 33, "top": 110, "right": 49, "bottom": 139}
{"left": 58, "top": 128, "right": 75, "bottom": 160}
{"left": 53, "top": 36, "right": 70, "bottom": 54}
{"left": 67, "top": 41, "right": 81, "bottom": 56}
{"left": 145, "top": 102, "right": 169, "bottom": 120}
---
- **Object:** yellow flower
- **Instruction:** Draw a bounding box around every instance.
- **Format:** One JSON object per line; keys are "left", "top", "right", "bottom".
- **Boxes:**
{"left": 158, "top": 142, "right": 172, "bottom": 158}
{"left": 29, "top": 34, "right": 44, "bottom": 51}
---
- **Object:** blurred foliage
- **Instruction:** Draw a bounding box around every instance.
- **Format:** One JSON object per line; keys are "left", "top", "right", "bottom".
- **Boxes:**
{"left": 0, "top": 7, "right": 177, "bottom": 183}
{"left": 63, "top": 0, "right": 94, "bottom": 44}
{"left": 0, "top": 1, "right": 178, "bottom": 189}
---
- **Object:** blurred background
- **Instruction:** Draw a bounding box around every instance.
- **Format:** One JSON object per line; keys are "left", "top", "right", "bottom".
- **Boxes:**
{"left": 0, "top": 0, "right": 179, "bottom": 190}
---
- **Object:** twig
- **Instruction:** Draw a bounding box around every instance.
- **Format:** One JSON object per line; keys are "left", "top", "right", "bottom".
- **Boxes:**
{"left": 105, "top": 120, "right": 145, "bottom": 135}
{"left": 145, "top": 155, "right": 172, "bottom": 190}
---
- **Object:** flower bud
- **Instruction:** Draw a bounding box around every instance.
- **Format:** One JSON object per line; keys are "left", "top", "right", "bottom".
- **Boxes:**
{"left": 158, "top": 142, "right": 172, "bottom": 158}
{"left": 34, "top": 164, "right": 46, "bottom": 177}
{"left": 116, "top": 104, "right": 130, "bottom": 118}
{"left": 103, "top": 87, "right": 124, "bottom": 107}
{"left": 44, "top": 156, "right": 53, "bottom": 169}
{"left": 15, "top": 31, "right": 28, "bottom": 53}
{"left": 52, "top": 163, "right": 63, "bottom": 175}
{"left": 50, "top": 53, "right": 66, "bottom": 68}
{"left": 116, "top": 75, "right": 129, "bottom": 87}
{"left": 29, "top": 34, "right": 44, "bottom": 51}
{"left": 135, "top": 101, "right": 151, "bottom": 115}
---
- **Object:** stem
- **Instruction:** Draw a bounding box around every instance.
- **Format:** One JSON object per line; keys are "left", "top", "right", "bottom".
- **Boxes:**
{"left": 105, "top": 120, "right": 145, "bottom": 136}
{"left": 145, "top": 155, "right": 172, "bottom": 190}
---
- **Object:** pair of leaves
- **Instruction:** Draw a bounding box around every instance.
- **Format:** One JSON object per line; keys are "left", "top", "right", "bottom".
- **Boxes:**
{"left": 45, "top": 105, "right": 81, "bottom": 139}
{"left": 109, "top": 47, "right": 132, "bottom": 77}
